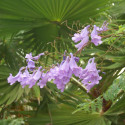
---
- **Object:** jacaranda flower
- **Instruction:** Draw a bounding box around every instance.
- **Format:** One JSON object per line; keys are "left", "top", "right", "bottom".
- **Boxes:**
{"left": 69, "top": 53, "right": 82, "bottom": 77}
{"left": 72, "top": 25, "right": 90, "bottom": 51}
{"left": 79, "top": 57, "right": 102, "bottom": 92}
{"left": 98, "top": 21, "right": 108, "bottom": 32}
{"left": 27, "top": 59, "right": 35, "bottom": 70}
{"left": 91, "top": 25, "right": 103, "bottom": 46}
{"left": 7, "top": 49, "right": 103, "bottom": 93}
{"left": 37, "top": 73, "right": 48, "bottom": 88}
{"left": 25, "top": 52, "right": 44, "bottom": 61}
{"left": 8, "top": 67, "right": 24, "bottom": 85}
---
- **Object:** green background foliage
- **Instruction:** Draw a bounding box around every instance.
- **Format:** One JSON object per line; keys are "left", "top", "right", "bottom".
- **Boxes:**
{"left": 0, "top": 0, "right": 125, "bottom": 125}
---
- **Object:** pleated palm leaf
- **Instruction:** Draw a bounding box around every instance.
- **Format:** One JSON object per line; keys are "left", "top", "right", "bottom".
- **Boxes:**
{"left": 0, "top": 0, "right": 110, "bottom": 53}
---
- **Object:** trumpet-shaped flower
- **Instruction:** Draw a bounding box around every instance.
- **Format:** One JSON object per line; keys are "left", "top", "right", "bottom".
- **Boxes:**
{"left": 79, "top": 57, "right": 102, "bottom": 92}
{"left": 72, "top": 25, "right": 90, "bottom": 50}
{"left": 8, "top": 66, "right": 43, "bottom": 88}
{"left": 33, "top": 66, "right": 42, "bottom": 81}
{"left": 72, "top": 33, "right": 83, "bottom": 43}
{"left": 7, "top": 49, "right": 103, "bottom": 93}
{"left": 26, "top": 53, "right": 44, "bottom": 71}
{"left": 27, "top": 59, "right": 35, "bottom": 70}
{"left": 32, "top": 53, "right": 44, "bottom": 60}
{"left": 8, "top": 72, "right": 21, "bottom": 85}
{"left": 91, "top": 22, "right": 108, "bottom": 46}
{"left": 75, "top": 36, "right": 89, "bottom": 50}
{"left": 47, "top": 56, "right": 72, "bottom": 92}
{"left": 37, "top": 73, "right": 48, "bottom": 88}
{"left": 25, "top": 52, "right": 44, "bottom": 60}
{"left": 7, "top": 67, "right": 25, "bottom": 85}
{"left": 69, "top": 53, "right": 82, "bottom": 77}
{"left": 98, "top": 21, "right": 108, "bottom": 32}
{"left": 91, "top": 25, "right": 103, "bottom": 46}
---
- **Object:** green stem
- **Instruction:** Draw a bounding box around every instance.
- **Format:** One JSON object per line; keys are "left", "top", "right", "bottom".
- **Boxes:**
{"left": 71, "top": 77, "right": 94, "bottom": 99}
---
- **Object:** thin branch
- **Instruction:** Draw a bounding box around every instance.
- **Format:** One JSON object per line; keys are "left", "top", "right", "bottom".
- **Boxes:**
{"left": 71, "top": 77, "right": 94, "bottom": 99}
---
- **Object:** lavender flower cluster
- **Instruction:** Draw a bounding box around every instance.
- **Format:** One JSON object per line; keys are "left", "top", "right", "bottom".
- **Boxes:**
{"left": 8, "top": 53, "right": 101, "bottom": 92}
{"left": 7, "top": 22, "right": 108, "bottom": 92}
{"left": 72, "top": 21, "right": 108, "bottom": 50}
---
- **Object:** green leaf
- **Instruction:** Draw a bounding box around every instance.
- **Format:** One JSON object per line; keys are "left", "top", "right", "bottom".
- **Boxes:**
{"left": 0, "top": 0, "right": 110, "bottom": 54}
{"left": 103, "top": 62, "right": 125, "bottom": 69}
{"left": 104, "top": 93, "right": 125, "bottom": 124}
{"left": 105, "top": 94, "right": 125, "bottom": 116}
{"left": 27, "top": 105, "right": 111, "bottom": 125}
{"left": 33, "top": 85, "right": 41, "bottom": 104}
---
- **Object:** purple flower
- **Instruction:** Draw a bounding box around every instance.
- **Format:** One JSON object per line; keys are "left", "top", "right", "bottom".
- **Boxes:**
{"left": 8, "top": 66, "right": 43, "bottom": 88}
{"left": 79, "top": 57, "right": 102, "bottom": 92}
{"left": 32, "top": 53, "right": 44, "bottom": 60}
{"left": 91, "top": 35, "right": 102, "bottom": 46}
{"left": 91, "top": 22, "right": 108, "bottom": 46}
{"left": 81, "top": 25, "right": 90, "bottom": 37}
{"left": 74, "top": 25, "right": 90, "bottom": 50}
{"left": 26, "top": 78, "right": 37, "bottom": 88}
{"left": 25, "top": 52, "right": 44, "bottom": 60}
{"left": 33, "top": 66, "right": 42, "bottom": 81}
{"left": 7, "top": 67, "right": 24, "bottom": 85}
{"left": 25, "top": 53, "right": 32, "bottom": 60}
{"left": 59, "top": 57, "right": 72, "bottom": 80}
{"left": 54, "top": 79, "right": 66, "bottom": 92}
{"left": 69, "top": 53, "right": 82, "bottom": 77}
{"left": 72, "top": 22, "right": 108, "bottom": 49}
{"left": 60, "top": 51, "right": 67, "bottom": 65}
{"left": 47, "top": 57, "right": 73, "bottom": 92}
{"left": 19, "top": 69, "right": 30, "bottom": 87}
{"left": 72, "top": 33, "right": 83, "bottom": 43}
{"left": 26, "top": 67, "right": 42, "bottom": 88}
{"left": 18, "top": 68, "right": 29, "bottom": 81}
{"left": 8, "top": 72, "right": 21, "bottom": 85}
{"left": 74, "top": 57, "right": 79, "bottom": 62}
{"left": 37, "top": 73, "right": 48, "bottom": 88}
{"left": 75, "top": 36, "right": 89, "bottom": 50}
{"left": 15, "top": 68, "right": 36, "bottom": 88}
{"left": 20, "top": 68, "right": 42, "bottom": 88}
{"left": 60, "top": 56, "right": 70, "bottom": 72}
{"left": 7, "top": 50, "right": 103, "bottom": 93}
{"left": 58, "top": 63, "right": 72, "bottom": 84}
{"left": 47, "top": 66, "right": 60, "bottom": 81}
{"left": 27, "top": 59, "right": 35, "bottom": 70}
{"left": 25, "top": 53, "right": 44, "bottom": 71}
{"left": 91, "top": 25, "right": 102, "bottom": 46}
{"left": 98, "top": 21, "right": 108, "bottom": 32}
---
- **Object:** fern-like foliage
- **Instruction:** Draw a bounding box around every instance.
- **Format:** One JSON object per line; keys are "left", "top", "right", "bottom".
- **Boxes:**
{"left": 103, "top": 71, "right": 125, "bottom": 101}
{"left": 73, "top": 72, "right": 125, "bottom": 113}
{"left": 73, "top": 96, "right": 103, "bottom": 113}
